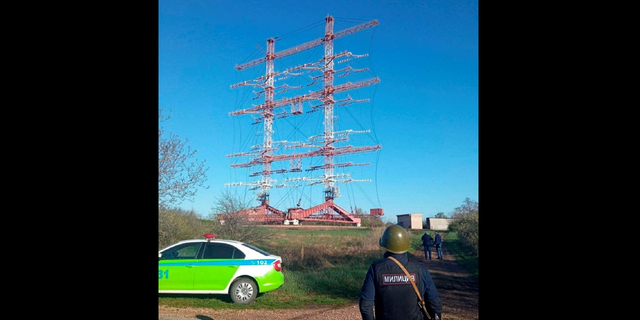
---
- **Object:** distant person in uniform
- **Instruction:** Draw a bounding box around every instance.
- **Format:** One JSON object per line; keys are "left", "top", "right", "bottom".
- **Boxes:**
{"left": 421, "top": 231, "right": 434, "bottom": 260}
{"left": 359, "top": 225, "right": 443, "bottom": 320}
{"left": 434, "top": 232, "right": 443, "bottom": 260}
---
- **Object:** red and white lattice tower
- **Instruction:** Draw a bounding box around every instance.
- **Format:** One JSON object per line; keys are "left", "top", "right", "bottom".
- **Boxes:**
{"left": 226, "top": 15, "right": 382, "bottom": 225}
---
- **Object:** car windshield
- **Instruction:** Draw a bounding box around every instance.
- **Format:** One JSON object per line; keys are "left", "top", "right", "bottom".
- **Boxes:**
{"left": 242, "top": 243, "right": 272, "bottom": 256}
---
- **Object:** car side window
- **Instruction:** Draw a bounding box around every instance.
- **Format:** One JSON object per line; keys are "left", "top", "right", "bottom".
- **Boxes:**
{"left": 161, "top": 243, "right": 202, "bottom": 260}
{"left": 202, "top": 243, "right": 246, "bottom": 259}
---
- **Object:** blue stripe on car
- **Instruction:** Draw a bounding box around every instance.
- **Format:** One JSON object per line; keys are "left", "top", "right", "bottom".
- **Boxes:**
{"left": 159, "top": 259, "right": 276, "bottom": 267}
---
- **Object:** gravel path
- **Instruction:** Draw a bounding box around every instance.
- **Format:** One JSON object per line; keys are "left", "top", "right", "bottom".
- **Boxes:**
{"left": 159, "top": 304, "right": 362, "bottom": 320}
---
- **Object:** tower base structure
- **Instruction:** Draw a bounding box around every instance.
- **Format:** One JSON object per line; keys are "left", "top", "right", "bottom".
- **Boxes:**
{"left": 286, "top": 198, "right": 361, "bottom": 226}
{"left": 233, "top": 203, "right": 287, "bottom": 224}
{"left": 228, "top": 198, "right": 362, "bottom": 226}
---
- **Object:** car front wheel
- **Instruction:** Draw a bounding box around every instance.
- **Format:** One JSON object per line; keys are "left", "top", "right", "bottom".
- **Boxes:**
{"left": 229, "top": 277, "right": 257, "bottom": 305}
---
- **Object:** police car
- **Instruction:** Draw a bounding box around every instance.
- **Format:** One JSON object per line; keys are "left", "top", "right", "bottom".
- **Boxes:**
{"left": 158, "top": 233, "right": 284, "bottom": 305}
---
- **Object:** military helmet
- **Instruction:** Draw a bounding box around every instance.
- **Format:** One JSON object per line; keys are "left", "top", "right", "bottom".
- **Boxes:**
{"left": 379, "top": 225, "right": 410, "bottom": 254}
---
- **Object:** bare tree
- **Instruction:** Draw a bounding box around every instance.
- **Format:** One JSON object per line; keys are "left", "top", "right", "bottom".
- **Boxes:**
{"left": 451, "top": 198, "right": 478, "bottom": 219}
{"left": 158, "top": 108, "right": 209, "bottom": 209}
{"left": 208, "top": 190, "right": 274, "bottom": 244}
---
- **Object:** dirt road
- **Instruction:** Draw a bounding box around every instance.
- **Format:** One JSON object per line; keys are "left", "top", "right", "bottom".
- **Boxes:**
{"left": 158, "top": 244, "right": 479, "bottom": 320}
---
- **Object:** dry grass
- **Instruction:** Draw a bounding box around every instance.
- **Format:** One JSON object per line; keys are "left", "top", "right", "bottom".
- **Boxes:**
{"left": 263, "top": 226, "right": 386, "bottom": 271}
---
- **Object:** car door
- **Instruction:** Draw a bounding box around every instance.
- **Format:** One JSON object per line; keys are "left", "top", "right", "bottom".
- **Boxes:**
{"left": 193, "top": 242, "right": 245, "bottom": 290}
{"left": 158, "top": 242, "right": 202, "bottom": 290}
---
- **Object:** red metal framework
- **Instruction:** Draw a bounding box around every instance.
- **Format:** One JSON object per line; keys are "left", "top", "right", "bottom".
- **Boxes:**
{"left": 226, "top": 15, "right": 382, "bottom": 226}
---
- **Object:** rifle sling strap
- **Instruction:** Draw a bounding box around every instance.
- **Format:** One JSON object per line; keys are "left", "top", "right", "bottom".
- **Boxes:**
{"left": 387, "top": 256, "right": 431, "bottom": 320}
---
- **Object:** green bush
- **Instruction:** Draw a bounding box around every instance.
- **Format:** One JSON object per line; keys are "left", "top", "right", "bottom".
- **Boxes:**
{"left": 448, "top": 198, "right": 478, "bottom": 256}
{"left": 448, "top": 213, "right": 478, "bottom": 255}
{"left": 158, "top": 207, "right": 210, "bottom": 249}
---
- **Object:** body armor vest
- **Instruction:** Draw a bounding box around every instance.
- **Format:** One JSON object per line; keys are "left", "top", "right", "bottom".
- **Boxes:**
{"left": 373, "top": 256, "right": 424, "bottom": 320}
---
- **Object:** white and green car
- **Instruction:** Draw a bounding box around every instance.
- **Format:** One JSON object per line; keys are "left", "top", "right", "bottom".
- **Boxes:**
{"left": 158, "top": 234, "right": 284, "bottom": 305}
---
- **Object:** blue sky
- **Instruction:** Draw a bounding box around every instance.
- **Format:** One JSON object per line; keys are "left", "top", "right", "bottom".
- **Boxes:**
{"left": 159, "top": 0, "right": 478, "bottom": 223}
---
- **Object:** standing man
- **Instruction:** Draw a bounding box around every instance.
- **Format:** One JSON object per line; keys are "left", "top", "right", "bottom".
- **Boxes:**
{"left": 359, "top": 225, "right": 443, "bottom": 320}
{"left": 434, "top": 232, "right": 443, "bottom": 260}
{"left": 421, "top": 231, "right": 434, "bottom": 260}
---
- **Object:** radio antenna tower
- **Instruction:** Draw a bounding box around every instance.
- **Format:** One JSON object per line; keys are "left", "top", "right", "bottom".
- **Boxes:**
{"left": 226, "top": 15, "right": 383, "bottom": 225}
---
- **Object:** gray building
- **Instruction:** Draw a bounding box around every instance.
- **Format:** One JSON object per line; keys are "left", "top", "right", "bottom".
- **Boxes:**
{"left": 396, "top": 213, "right": 423, "bottom": 229}
{"left": 425, "top": 218, "right": 454, "bottom": 231}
